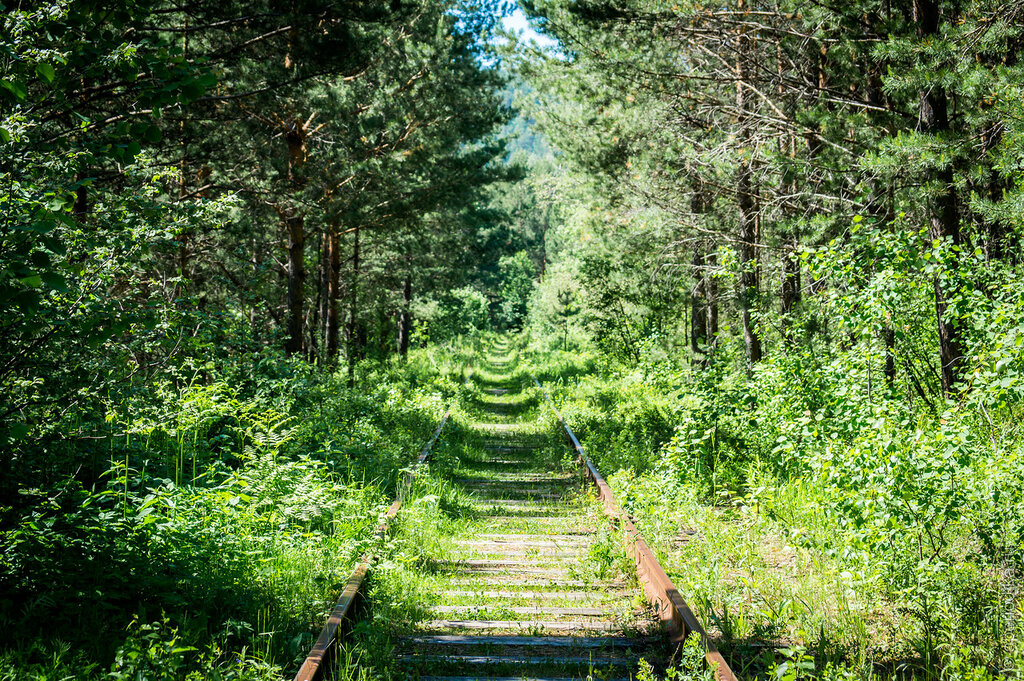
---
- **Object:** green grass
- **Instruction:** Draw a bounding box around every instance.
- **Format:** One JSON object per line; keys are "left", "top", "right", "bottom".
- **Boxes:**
{"left": 526, "top": 341, "right": 1022, "bottom": 681}
{"left": 339, "top": 338, "right": 668, "bottom": 680}
{"left": 0, "top": 347, "right": 465, "bottom": 680}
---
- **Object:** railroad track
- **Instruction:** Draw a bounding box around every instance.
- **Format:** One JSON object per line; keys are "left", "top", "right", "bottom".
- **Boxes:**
{"left": 296, "top": 344, "right": 735, "bottom": 681}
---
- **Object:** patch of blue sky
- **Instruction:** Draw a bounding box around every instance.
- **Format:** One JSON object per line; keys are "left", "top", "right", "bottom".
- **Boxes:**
{"left": 501, "top": 5, "right": 559, "bottom": 51}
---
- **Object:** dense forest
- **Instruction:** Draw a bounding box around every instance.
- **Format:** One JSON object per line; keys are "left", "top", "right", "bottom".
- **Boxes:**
{"left": 2, "top": 0, "right": 1024, "bottom": 679}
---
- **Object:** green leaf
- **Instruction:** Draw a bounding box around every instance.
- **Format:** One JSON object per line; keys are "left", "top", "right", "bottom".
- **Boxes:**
{"left": 40, "top": 272, "right": 67, "bottom": 292}
{"left": 36, "top": 63, "right": 56, "bottom": 84}
{"left": 181, "top": 81, "right": 204, "bottom": 102}
{"left": 0, "top": 79, "right": 27, "bottom": 101}
{"left": 0, "top": 127, "right": 10, "bottom": 143}
{"left": 144, "top": 125, "right": 162, "bottom": 144}
{"left": 13, "top": 290, "right": 40, "bottom": 313}
{"left": 9, "top": 423, "right": 29, "bottom": 440}
{"left": 19, "top": 274, "right": 42, "bottom": 288}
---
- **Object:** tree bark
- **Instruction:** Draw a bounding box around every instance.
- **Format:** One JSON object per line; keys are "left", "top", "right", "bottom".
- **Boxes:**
{"left": 347, "top": 224, "right": 360, "bottom": 387}
{"left": 690, "top": 187, "right": 710, "bottom": 357}
{"left": 325, "top": 223, "right": 341, "bottom": 363}
{"left": 706, "top": 249, "right": 719, "bottom": 346}
{"left": 916, "top": 0, "right": 963, "bottom": 395}
{"left": 73, "top": 183, "right": 88, "bottom": 217}
{"left": 981, "top": 123, "right": 1006, "bottom": 262}
{"left": 397, "top": 274, "right": 412, "bottom": 359}
{"left": 737, "top": 0, "right": 762, "bottom": 368}
{"left": 284, "top": 213, "right": 305, "bottom": 356}
{"left": 691, "top": 248, "right": 707, "bottom": 355}
{"left": 283, "top": 117, "right": 308, "bottom": 357}
{"left": 780, "top": 247, "right": 801, "bottom": 343}
{"left": 310, "top": 230, "right": 324, "bottom": 362}
{"left": 738, "top": 171, "right": 762, "bottom": 367}
{"left": 250, "top": 233, "right": 259, "bottom": 335}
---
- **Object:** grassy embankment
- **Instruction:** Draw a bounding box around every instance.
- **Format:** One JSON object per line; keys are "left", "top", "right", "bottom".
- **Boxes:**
{"left": 527, "top": 339, "right": 1023, "bottom": 681}
{"left": 0, "top": 344, "right": 473, "bottom": 680}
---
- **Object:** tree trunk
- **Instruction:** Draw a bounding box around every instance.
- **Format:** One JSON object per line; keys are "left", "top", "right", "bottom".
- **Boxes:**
{"left": 310, "top": 230, "right": 324, "bottom": 363}
{"left": 706, "top": 249, "right": 719, "bottom": 346}
{"left": 691, "top": 247, "right": 707, "bottom": 356}
{"left": 738, "top": 173, "right": 762, "bottom": 367}
{"left": 73, "top": 183, "right": 88, "bottom": 217}
{"left": 397, "top": 274, "right": 412, "bottom": 359}
{"left": 982, "top": 124, "right": 1006, "bottom": 262}
{"left": 285, "top": 213, "right": 305, "bottom": 356}
{"left": 916, "top": 0, "right": 963, "bottom": 396}
{"left": 690, "top": 187, "right": 710, "bottom": 357}
{"left": 250, "top": 234, "right": 259, "bottom": 335}
{"left": 737, "top": 1, "right": 762, "bottom": 368}
{"left": 780, "top": 247, "right": 801, "bottom": 343}
{"left": 318, "top": 230, "right": 328, "bottom": 347}
{"left": 347, "top": 225, "right": 360, "bottom": 387}
{"left": 283, "top": 117, "right": 308, "bottom": 357}
{"left": 325, "top": 224, "right": 341, "bottom": 363}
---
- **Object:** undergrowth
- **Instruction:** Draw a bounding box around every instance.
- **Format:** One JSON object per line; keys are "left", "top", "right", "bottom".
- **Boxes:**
{"left": 0, "top": 344, "right": 469, "bottom": 679}
{"left": 528, "top": 340, "right": 1024, "bottom": 681}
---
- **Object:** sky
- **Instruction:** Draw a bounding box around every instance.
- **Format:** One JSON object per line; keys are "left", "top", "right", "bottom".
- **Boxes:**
{"left": 501, "top": 6, "right": 559, "bottom": 51}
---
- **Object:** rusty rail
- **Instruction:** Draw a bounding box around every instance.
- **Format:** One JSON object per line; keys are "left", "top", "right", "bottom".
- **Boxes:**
{"left": 292, "top": 409, "right": 452, "bottom": 681}
{"left": 532, "top": 377, "right": 737, "bottom": 681}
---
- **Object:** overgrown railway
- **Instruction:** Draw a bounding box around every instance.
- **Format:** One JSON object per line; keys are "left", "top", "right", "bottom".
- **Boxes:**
{"left": 295, "top": 343, "right": 735, "bottom": 681}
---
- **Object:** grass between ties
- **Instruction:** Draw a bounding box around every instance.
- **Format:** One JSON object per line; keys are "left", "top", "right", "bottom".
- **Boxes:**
{"left": 338, "top": 342, "right": 677, "bottom": 680}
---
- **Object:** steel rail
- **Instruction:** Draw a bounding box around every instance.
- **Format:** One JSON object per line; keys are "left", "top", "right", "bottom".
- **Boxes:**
{"left": 532, "top": 377, "right": 738, "bottom": 681}
{"left": 293, "top": 409, "right": 452, "bottom": 681}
